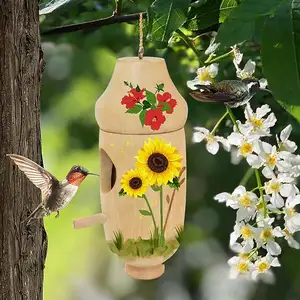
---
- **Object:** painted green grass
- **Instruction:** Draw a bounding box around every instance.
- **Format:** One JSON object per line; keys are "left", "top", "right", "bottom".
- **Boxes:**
{"left": 108, "top": 235, "right": 180, "bottom": 258}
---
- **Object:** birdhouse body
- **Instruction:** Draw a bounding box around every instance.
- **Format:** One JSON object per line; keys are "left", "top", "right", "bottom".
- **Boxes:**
{"left": 94, "top": 57, "right": 188, "bottom": 280}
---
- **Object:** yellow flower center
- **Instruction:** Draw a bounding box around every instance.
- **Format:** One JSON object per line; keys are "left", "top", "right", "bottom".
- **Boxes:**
{"left": 239, "top": 195, "right": 251, "bottom": 207}
{"left": 270, "top": 182, "right": 280, "bottom": 192}
{"left": 289, "top": 208, "right": 295, "bottom": 216}
{"left": 257, "top": 261, "right": 270, "bottom": 273}
{"left": 283, "top": 228, "right": 291, "bottom": 236}
{"left": 241, "top": 226, "right": 253, "bottom": 239}
{"left": 250, "top": 118, "right": 263, "bottom": 128}
{"left": 198, "top": 68, "right": 212, "bottom": 82}
{"left": 238, "top": 253, "right": 249, "bottom": 259}
{"left": 236, "top": 261, "right": 249, "bottom": 273}
{"left": 239, "top": 142, "right": 253, "bottom": 157}
{"left": 266, "top": 154, "right": 277, "bottom": 167}
{"left": 205, "top": 134, "right": 215, "bottom": 143}
{"left": 260, "top": 229, "right": 273, "bottom": 241}
{"left": 256, "top": 202, "right": 264, "bottom": 211}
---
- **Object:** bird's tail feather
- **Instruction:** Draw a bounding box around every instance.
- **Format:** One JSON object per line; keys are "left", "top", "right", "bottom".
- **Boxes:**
{"left": 21, "top": 203, "right": 46, "bottom": 225}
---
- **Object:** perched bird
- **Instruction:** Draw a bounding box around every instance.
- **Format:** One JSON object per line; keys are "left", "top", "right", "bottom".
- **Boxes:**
{"left": 7, "top": 154, "right": 99, "bottom": 225}
{"left": 189, "top": 78, "right": 270, "bottom": 108}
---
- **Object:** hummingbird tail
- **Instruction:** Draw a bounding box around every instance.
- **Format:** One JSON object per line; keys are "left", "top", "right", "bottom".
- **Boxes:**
{"left": 21, "top": 203, "right": 46, "bottom": 225}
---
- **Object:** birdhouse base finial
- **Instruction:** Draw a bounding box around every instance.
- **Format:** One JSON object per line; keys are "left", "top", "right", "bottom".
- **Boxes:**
{"left": 125, "top": 263, "right": 165, "bottom": 280}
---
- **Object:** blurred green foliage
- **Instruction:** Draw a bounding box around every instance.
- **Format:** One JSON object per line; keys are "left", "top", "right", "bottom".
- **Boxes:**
{"left": 40, "top": 0, "right": 300, "bottom": 300}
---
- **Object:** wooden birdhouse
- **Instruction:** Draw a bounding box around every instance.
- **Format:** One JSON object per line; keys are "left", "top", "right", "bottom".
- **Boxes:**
{"left": 73, "top": 57, "right": 188, "bottom": 280}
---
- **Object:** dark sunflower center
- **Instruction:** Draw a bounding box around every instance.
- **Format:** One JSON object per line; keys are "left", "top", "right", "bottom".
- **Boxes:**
{"left": 147, "top": 153, "right": 169, "bottom": 173}
{"left": 129, "top": 177, "right": 142, "bottom": 189}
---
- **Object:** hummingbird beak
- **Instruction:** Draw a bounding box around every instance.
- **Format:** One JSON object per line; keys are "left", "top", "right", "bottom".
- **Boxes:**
{"left": 260, "top": 88, "right": 272, "bottom": 94}
{"left": 87, "top": 172, "right": 99, "bottom": 176}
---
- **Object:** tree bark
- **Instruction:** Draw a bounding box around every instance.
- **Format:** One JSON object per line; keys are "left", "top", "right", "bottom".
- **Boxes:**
{"left": 0, "top": 1, "right": 47, "bottom": 300}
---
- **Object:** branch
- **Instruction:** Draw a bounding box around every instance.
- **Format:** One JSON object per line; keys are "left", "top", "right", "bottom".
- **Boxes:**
{"left": 41, "top": 12, "right": 147, "bottom": 36}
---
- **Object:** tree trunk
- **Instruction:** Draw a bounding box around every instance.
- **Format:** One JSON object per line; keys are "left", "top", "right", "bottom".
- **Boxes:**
{"left": 0, "top": 1, "right": 47, "bottom": 300}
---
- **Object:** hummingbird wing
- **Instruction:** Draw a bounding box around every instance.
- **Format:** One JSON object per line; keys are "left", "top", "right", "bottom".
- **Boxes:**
{"left": 6, "top": 154, "right": 59, "bottom": 200}
{"left": 189, "top": 90, "right": 236, "bottom": 103}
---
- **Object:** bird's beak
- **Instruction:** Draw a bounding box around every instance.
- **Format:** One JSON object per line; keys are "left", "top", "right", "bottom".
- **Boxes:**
{"left": 87, "top": 172, "right": 99, "bottom": 176}
{"left": 260, "top": 88, "right": 272, "bottom": 94}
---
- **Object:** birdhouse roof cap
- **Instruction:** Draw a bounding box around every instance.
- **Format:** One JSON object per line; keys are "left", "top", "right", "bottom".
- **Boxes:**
{"left": 95, "top": 56, "right": 188, "bottom": 134}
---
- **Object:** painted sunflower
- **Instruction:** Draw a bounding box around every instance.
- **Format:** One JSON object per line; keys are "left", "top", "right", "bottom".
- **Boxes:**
{"left": 120, "top": 169, "right": 149, "bottom": 198}
{"left": 135, "top": 138, "right": 182, "bottom": 186}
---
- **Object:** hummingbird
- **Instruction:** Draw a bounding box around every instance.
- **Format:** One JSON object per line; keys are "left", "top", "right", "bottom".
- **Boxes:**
{"left": 6, "top": 154, "right": 99, "bottom": 225}
{"left": 189, "top": 78, "right": 270, "bottom": 108}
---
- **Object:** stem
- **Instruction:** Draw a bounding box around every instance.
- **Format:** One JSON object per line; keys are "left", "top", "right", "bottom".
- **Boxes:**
{"left": 255, "top": 169, "right": 267, "bottom": 218}
{"left": 205, "top": 50, "right": 233, "bottom": 64}
{"left": 226, "top": 105, "right": 241, "bottom": 133}
{"left": 41, "top": 13, "right": 147, "bottom": 35}
{"left": 159, "top": 185, "right": 165, "bottom": 245}
{"left": 142, "top": 194, "right": 157, "bottom": 230}
{"left": 210, "top": 110, "right": 229, "bottom": 135}
{"left": 175, "top": 29, "right": 204, "bottom": 66}
{"left": 239, "top": 167, "right": 254, "bottom": 187}
{"left": 115, "top": 0, "right": 122, "bottom": 14}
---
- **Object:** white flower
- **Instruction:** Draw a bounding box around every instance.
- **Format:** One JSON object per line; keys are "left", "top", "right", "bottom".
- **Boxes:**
{"left": 231, "top": 45, "right": 243, "bottom": 69}
{"left": 277, "top": 125, "right": 297, "bottom": 153}
{"left": 242, "top": 104, "right": 277, "bottom": 138}
{"left": 230, "top": 222, "right": 257, "bottom": 251}
{"left": 227, "top": 132, "right": 257, "bottom": 159}
{"left": 282, "top": 228, "right": 300, "bottom": 249}
{"left": 187, "top": 64, "right": 219, "bottom": 89}
{"left": 228, "top": 256, "right": 253, "bottom": 279}
{"left": 230, "top": 147, "right": 243, "bottom": 165}
{"left": 247, "top": 141, "right": 291, "bottom": 173}
{"left": 252, "top": 254, "right": 280, "bottom": 281}
{"left": 255, "top": 219, "right": 283, "bottom": 256}
{"left": 192, "top": 127, "right": 230, "bottom": 155}
{"left": 215, "top": 186, "right": 258, "bottom": 221}
{"left": 236, "top": 59, "right": 256, "bottom": 79}
{"left": 259, "top": 78, "right": 268, "bottom": 89}
{"left": 284, "top": 195, "right": 300, "bottom": 234}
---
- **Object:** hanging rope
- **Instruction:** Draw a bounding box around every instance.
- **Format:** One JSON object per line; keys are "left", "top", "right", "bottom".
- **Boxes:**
{"left": 138, "top": 12, "right": 144, "bottom": 59}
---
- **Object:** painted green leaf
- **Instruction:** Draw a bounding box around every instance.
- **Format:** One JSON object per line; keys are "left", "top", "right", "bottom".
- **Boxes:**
{"left": 151, "top": 185, "right": 161, "bottom": 191}
{"left": 161, "top": 102, "right": 171, "bottom": 112}
{"left": 216, "top": 0, "right": 286, "bottom": 48}
{"left": 146, "top": 90, "right": 157, "bottom": 105}
{"left": 149, "top": 0, "right": 190, "bottom": 42}
{"left": 219, "top": 0, "right": 238, "bottom": 22}
{"left": 126, "top": 104, "right": 143, "bottom": 114}
{"left": 261, "top": 0, "right": 300, "bottom": 121}
{"left": 185, "top": 0, "right": 222, "bottom": 31}
{"left": 139, "top": 110, "right": 146, "bottom": 126}
{"left": 156, "top": 83, "right": 164, "bottom": 92}
{"left": 142, "top": 100, "right": 151, "bottom": 109}
{"left": 139, "top": 210, "right": 152, "bottom": 216}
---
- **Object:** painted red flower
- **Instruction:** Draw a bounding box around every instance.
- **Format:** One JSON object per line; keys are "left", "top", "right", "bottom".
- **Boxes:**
{"left": 121, "top": 88, "right": 146, "bottom": 109}
{"left": 157, "top": 92, "right": 177, "bottom": 114}
{"left": 144, "top": 109, "right": 166, "bottom": 130}
{"left": 129, "top": 88, "right": 145, "bottom": 100}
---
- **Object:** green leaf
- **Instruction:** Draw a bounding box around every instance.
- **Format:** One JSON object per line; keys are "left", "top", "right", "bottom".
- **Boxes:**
{"left": 261, "top": 0, "right": 300, "bottom": 121}
{"left": 139, "top": 210, "right": 152, "bottom": 216}
{"left": 146, "top": 90, "right": 157, "bottom": 105}
{"left": 142, "top": 100, "right": 151, "bottom": 109}
{"left": 184, "top": 0, "right": 222, "bottom": 31}
{"left": 151, "top": 185, "right": 161, "bottom": 191}
{"left": 216, "top": 0, "right": 286, "bottom": 48}
{"left": 126, "top": 104, "right": 143, "bottom": 114}
{"left": 139, "top": 110, "right": 146, "bottom": 126}
{"left": 161, "top": 102, "right": 171, "bottom": 112}
{"left": 219, "top": 0, "right": 238, "bottom": 22}
{"left": 156, "top": 83, "right": 165, "bottom": 92}
{"left": 118, "top": 189, "right": 127, "bottom": 196}
{"left": 149, "top": 0, "right": 190, "bottom": 42}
